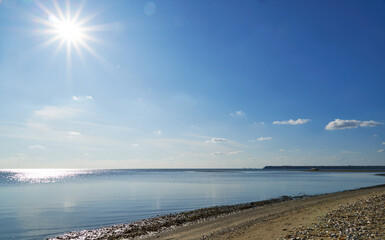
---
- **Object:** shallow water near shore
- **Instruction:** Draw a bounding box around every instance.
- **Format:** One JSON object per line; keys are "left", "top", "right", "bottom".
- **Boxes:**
{"left": 0, "top": 169, "right": 384, "bottom": 240}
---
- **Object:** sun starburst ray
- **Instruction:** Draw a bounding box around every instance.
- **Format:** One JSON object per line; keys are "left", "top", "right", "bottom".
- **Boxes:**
{"left": 72, "top": 1, "right": 86, "bottom": 23}
{"left": 32, "top": 34, "right": 63, "bottom": 52}
{"left": 77, "top": 39, "right": 115, "bottom": 74}
{"left": 53, "top": 0, "right": 66, "bottom": 22}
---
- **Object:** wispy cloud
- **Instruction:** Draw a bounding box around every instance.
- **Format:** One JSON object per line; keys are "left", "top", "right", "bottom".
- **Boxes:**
{"left": 378, "top": 149, "right": 384, "bottom": 153}
{"left": 211, "top": 152, "right": 225, "bottom": 156}
{"left": 206, "top": 138, "right": 230, "bottom": 143}
{"left": 257, "top": 137, "right": 272, "bottom": 141}
{"left": 228, "top": 150, "right": 243, "bottom": 155}
{"left": 230, "top": 110, "right": 245, "bottom": 117}
{"left": 273, "top": 118, "right": 310, "bottom": 125}
{"left": 132, "top": 143, "right": 140, "bottom": 147}
{"left": 34, "top": 106, "right": 80, "bottom": 120}
{"left": 28, "top": 145, "right": 46, "bottom": 150}
{"left": 0, "top": 119, "right": 131, "bottom": 154}
{"left": 69, "top": 131, "right": 81, "bottom": 136}
{"left": 211, "top": 150, "right": 243, "bottom": 156}
{"left": 325, "top": 119, "right": 382, "bottom": 130}
{"left": 382, "top": 142, "right": 385, "bottom": 145}
{"left": 153, "top": 130, "right": 162, "bottom": 135}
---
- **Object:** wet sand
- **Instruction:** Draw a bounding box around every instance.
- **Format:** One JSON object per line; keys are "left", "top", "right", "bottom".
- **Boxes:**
{"left": 50, "top": 184, "right": 385, "bottom": 240}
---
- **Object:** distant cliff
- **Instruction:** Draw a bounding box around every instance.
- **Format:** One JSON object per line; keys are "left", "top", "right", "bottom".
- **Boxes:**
{"left": 263, "top": 166, "right": 385, "bottom": 170}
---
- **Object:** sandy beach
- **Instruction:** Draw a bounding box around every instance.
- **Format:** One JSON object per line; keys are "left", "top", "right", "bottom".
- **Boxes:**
{"left": 51, "top": 183, "right": 385, "bottom": 240}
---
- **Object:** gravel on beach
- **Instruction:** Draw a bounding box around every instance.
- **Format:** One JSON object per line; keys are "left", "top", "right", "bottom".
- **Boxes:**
{"left": 281, "top": 194, "right": 385, "bottom": 240}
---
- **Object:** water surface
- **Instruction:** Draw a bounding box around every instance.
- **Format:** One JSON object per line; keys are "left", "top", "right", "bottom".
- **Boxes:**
{"left": 0, "top": 169, "right": 383, "bottom": 239}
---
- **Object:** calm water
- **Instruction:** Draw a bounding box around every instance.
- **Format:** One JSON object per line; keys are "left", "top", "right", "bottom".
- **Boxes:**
{"left": 0, "top": 169, "right": 384, "bottom": 240}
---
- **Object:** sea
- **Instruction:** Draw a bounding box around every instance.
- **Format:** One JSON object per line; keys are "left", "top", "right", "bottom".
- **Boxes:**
{"left": 0, "top": 169, "right": 384, "bottom": 240}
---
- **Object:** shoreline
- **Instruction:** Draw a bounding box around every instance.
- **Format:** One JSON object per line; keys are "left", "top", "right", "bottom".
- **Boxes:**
{"left": 49, "top": 183, "right": 385, "bottom": 240}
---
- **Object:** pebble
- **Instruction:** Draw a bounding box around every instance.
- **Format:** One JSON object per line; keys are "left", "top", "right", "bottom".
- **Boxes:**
{"left": 280, "top": 194, "right": 385, "bottom": 240}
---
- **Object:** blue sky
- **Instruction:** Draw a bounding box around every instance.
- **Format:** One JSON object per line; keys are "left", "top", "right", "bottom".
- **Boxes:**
{"left": 0, "top": 0, "right": 384, "bottom": 168}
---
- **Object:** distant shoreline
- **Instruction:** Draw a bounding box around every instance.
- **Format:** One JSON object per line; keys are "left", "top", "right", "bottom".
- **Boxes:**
{"left": 303, "top": 169, "right": 385, "bottom": 172}
{"left": 264, "top": 165, "right": 385, "bottom": 171}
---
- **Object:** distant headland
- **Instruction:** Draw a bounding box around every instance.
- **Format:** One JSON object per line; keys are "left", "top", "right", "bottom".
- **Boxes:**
{"left": 263, "top": 166, "right": 385, "bottom": 171}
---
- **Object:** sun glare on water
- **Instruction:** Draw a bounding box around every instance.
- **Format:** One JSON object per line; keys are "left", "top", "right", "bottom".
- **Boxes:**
{"left": 3, "top": 169, "right": 92, "bottom": 184}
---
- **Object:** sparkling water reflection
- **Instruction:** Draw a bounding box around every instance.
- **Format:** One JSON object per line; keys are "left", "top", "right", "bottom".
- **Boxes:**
{"left": 1, "top": 169, "right": 93, "bottom": 183}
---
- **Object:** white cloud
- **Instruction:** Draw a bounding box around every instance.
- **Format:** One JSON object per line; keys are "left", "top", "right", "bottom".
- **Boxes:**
{"left": 230, "top": 110, "right": 245, "bottom": 117}
{"left": 153, "top": 130, "right": 162, "bottom": 135}
{"left": 257, "top": 137, "right": 272, "bottom": 141}
{"left": 69, "top": 131, "right": 81, "bottom": 136}
{"left": 28, "top": 145, "right": 46, "bottom": 150}
{"left": 132, "top": 144, "right": 140, "bottom": 147}
{"left": 273, "top": 118, "right": 310, "bottom": 125}
{"left": 360, "top": 121, "right": 382, "bottom": 127}
{"left": 325, "top": 119, "right": 382, "bottom": 130}
{"left": 205, "top": 137, "right": 230, "bottom": 143}
{"left": 228, "top": 150, "right": 243, "bottom": 155}
{"left": 278, "top": 149, "right": 285, "bottom": 152}
{"left": 378, "top": 149, "right": 384, "bottom": 153}
{"left": 382, "top": 142, "right": 385, "bottom": 145}
{"left": 72, "top": 95, "right": 93, "bottom": 101}
{"left": 34, "top": 106, "right": 80, "bottom": 120}
{"left": 211, "top": 152, "right": 224, "bottom": 156}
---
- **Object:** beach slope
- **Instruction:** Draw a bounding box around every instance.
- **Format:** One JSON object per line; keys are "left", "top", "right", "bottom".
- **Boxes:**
{"left": 143, "top": 185, "right": 385, "bottom": 240}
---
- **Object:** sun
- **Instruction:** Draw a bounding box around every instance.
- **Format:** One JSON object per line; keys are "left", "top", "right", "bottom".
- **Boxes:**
{"left": 55, "top": 20, "right": 83, "bottom": 43}
{"left": 29, "top": 0, "right": 117, "bottom": 75}
{"left": 35, "top": 1, "right": 92, "bottom": 52}
{"left": 32, "top": 1, "right": 107, "bottom": 65}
